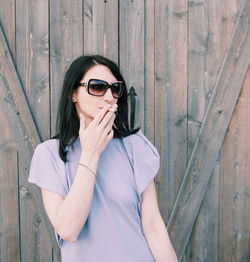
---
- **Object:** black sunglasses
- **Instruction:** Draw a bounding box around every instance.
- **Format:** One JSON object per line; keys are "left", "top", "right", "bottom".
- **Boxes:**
{"left": 78, "top": 79, "right": 125, "bottom": 98}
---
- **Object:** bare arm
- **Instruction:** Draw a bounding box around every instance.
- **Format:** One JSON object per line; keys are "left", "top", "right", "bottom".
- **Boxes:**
{"left": 141, "top": 181, "right": 178, "bottom": 262}
{"left": 42, "top": 104, "right": 117, "bottom": 242}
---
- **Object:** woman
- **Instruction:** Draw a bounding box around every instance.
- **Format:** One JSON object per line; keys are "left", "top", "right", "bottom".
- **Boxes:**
{"left": 28, "top": 55, "right": 178, "bottom": 262}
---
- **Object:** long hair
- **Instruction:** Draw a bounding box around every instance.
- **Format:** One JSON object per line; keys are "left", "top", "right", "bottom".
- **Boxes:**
{"left": 53, "top": 55, "right": 139, "bottom": 162}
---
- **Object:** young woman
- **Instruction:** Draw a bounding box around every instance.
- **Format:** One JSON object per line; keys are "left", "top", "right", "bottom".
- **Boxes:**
{"left": 28, "top": 55, "right": 178, "bottom": 262}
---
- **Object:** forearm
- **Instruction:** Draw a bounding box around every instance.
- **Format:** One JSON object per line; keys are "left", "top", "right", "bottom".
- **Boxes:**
{"left": 54, "top": 153, "right": 99, "bottom": 241}
{"left": 143, "top": 219, "right": 178, "bottom": 262}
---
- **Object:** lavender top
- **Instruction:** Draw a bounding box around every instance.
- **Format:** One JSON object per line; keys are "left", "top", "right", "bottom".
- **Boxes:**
{"left": 28, "top": 130, "right": 160, "bottom": 262}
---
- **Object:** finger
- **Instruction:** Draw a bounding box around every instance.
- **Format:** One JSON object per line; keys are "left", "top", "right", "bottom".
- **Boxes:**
{"left": 99, "top": 111, "right": 116, "bottom": 130}
{"left": 99, "top": 104, "right": 118, "bottom": 129}
{"left": 103, "top": 115, "right": 116, "bottom": 137}
{"left": 106, "top": 128, "right": 114, "bottom": 141}
{"left": 90, "top": 104, "right": 112, "bottom": 127}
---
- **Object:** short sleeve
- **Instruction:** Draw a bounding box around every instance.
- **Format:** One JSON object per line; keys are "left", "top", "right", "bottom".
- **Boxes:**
{"left": 123, "top": 130, "right": 160, "bottom": 196}
{"left": 28, "top": 141, "right": 68, "bottom": 198}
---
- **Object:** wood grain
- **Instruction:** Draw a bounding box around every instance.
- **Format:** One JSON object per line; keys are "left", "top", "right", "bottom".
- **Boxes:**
{"left": 144, "top": 0, "right": 155, "bottom": 142}
{"left": 168, "top": 0, "right": 250, "bottom": 259}
{"left": 0, "top": 111, "right": 20, "bottom": 262}
{"left": 154, "top": 0, "right": 188, "bottom": 227}
{"left": 219, "top": 67, "right": 250, "bottom": 262}
{"left": 83, "top": 0, "right": 118, "bottom": 62}
{"left": 119, "top": 0, "right": 144, "bottom": 129}
{"left": 50, "top": 0, "right": 83, "bottom": 136}
{"left": 186, "top": 0, "right": 222, "bottom": 260}
{"left": 0, "top": 24, "right": 61, "bottom": 261}
{"left": 0, "top": 0, "right": 15, "bottom": 57}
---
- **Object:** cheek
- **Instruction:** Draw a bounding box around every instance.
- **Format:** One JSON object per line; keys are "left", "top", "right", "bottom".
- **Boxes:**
{"left": 76, "top": 95, "right": 100, "bottom": 116}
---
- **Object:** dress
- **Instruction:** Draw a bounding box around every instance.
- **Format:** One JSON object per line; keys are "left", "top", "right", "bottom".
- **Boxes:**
{"left": 28, "top": 130, "right": 160, "bottom": 262}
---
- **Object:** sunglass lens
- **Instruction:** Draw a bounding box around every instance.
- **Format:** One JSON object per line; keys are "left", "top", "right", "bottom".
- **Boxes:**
{"left": 111, "top": 82, "right": 124, "bottom": 98}
{"left": 88, "top": 80, "right": 107, "bottom": 96}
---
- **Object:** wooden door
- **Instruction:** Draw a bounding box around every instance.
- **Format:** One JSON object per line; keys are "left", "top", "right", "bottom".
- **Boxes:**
{"left": 0, "top": 0, "right": 249, "bottom": 261}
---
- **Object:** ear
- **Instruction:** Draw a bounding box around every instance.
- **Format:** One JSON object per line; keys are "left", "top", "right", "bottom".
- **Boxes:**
{"left": 72, "top": 91, "right": 77, "bottom": 102}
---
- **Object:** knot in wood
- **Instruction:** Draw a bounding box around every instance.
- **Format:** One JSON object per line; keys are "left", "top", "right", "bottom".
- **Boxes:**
{"left": 33, "top": 215, "right": 42, "bottom": 230}
{"left": 19, "top": 186, "right": 29, "bottom": 197}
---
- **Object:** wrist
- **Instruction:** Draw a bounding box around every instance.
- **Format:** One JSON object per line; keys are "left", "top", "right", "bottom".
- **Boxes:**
{"left": 79, "top": 152, "right": 99, "bottom": 171}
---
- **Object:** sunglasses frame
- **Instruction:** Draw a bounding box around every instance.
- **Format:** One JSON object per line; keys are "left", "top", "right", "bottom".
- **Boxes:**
{"left": 78, "top": 78, "right": 125, "bottom": 98}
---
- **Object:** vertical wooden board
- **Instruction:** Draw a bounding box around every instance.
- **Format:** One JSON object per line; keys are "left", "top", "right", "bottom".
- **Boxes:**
{"left": 218, "top": 1, "right": 242, "bottom": 261}
{"left": 50, "top": 0, "right": 83, "bottom": 136}
{"left": 155, "top": 0, "right": 188, "bottom": 223}
{"left": 154, "top": 0, "right": 170, "bottom": 220}
{"left": 186, "top": 0, "right": 221, "bottom": 260}
{"left": 0, "top": 98, "right": 20, "bottom": 262}
{"left": 0, "top": 0, "right": 15, "bottom": 57}
{"left": 185, "top": 161, "right": 220, "bottom": 262}
{"left": 16, "top": 0, "right": 50, "bottom": 140}
{"left": 83, "top": 0, "right": 118, "bottom": 62}
{"left": 0, "top": 145, "right": 20, "bottom": 262}
{"left": 219, "top": 68, "right": 250, "bottom": 262}
{"left": 19, "top": 167, "right": 56, "bottom": 262}
{"left": 15, "top": 0, "right": 53, "bottom": 261}
{"left": 119, "top": 0, "right": 144, "bottom": 130}
{"left": 144, "top": 0, "right": 155, "bottom": 141}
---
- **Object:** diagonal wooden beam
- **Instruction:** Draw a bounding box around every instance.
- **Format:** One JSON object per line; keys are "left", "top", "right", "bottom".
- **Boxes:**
{"left": 0, "top": 23, "right": 61, "bottom": 259}
{"left": 167, "top": 0, "right": 250, "bottom": 260}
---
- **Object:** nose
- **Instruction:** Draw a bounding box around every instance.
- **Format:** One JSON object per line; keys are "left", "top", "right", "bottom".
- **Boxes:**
{"left": 104, "top": 88, "right": 114, "bottom": 102}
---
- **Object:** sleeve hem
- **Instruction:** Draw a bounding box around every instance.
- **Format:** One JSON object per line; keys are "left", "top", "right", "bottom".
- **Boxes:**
{"left": 28, "top": 179, "right": 67, "bottom": 198}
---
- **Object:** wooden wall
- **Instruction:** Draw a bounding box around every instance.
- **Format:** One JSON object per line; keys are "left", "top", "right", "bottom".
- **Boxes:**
{"left": 0, "top": 0, "right": 249, "bottom": 261}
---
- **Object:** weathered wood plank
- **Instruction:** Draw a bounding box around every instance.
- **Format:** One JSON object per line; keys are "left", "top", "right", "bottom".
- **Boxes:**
{"left": 155, "top": 0, "right": 188, "bottom": 225}
{"left": 144, "top": 0, "right": 155, "bottom": 142}
{"left": 186, "top": 0, "right": 224, "bottom": 260}
{"left": 50, "top": 0, "right": 83, "bottom": 136}
{"left": 15, "top": 0, "right": 54, "bottom": 260}
{"left": 0, "top": 24, "right": 61, "bottom": 260}
{"left": 0, "top": 113, "right": 20, "bottom": 262}
{"left": 119, "top": 0, "right": 144, "bottom": 130}
{"left": 0, "top": 0, "right": 15, "bottom": 57}
{"left": 16, "top": 0, "right": 50, "bottom": 140}
{"left": 219, "top": 67, "right": 250, "bottom": 262}
{"left": 154, "top": 0, "right": 170, "bottom": 219}
{"left": 167, "top": 0, "right": 250, "bottom": 259}
{"left": 83, "top": 0, "right": 118, "bottom": 62}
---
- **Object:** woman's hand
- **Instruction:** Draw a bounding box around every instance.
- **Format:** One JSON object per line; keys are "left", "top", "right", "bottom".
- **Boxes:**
{"left": 79, "top": 104, "right": 117, "bottom": 158}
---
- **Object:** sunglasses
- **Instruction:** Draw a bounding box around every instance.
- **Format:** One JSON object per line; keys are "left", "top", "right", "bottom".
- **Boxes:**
{"left": 78, "top": 79, "right": 125, "bottom": 98}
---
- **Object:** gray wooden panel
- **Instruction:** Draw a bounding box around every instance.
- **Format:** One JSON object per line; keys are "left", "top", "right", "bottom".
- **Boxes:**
{"left": 0, "top": 24, "right": 61, "bottom": 261}
{"left": 0, "top": 145, "right": 20, "bottom": 262}
{"left": 16, "top": 0, "right": 50, "bottom": 140}
{"left": 0, "top": 108, "right": 20, "bottom": 262}
{"left": 219, "top": 68, "right": 250, "bottom": 262}
{"left": 119, "top": 0, "right": 144, "bottom": 130}
{"left": 167, "top": 0, "right": 250, "bottom": 259}
{"left": 50, "top": 0, "right": 83, "bottom": 136}
{"left": 186, "top": 0, "right": 223, "bottom": 260}
{"left": 144, "top": 0, "right": 155, "bottom": 141}
{"left": 0, "top": 0, "right": 15, "bottom": 57}
{"left": 154, "top": 0, "right": 188, "bottom": 225}
{"left": 15, "top": 0, "right": 53, "bottom": 261}
{"left": 83, "top": 0, "right": 118, "bottom": 62}
{"left": 154, "top": 0, "right": 170, "bottom": 219}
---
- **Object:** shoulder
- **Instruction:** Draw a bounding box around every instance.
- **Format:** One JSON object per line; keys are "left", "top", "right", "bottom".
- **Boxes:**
{"left": 122, "top": 130, "right": 159, "bottom": 158}
{"left": 34, "top": 139, "right": 60, "bottom": 159}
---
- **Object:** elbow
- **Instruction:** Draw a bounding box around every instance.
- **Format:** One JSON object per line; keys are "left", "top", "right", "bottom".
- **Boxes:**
{"left": 54, "top": 224, "right": 79, "bottom": 243}
{"left": 57, "top": 230, "right": 79, "bottom": 243}
{"left": 62, "top": 234, "right": 78, "bottom": 243}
